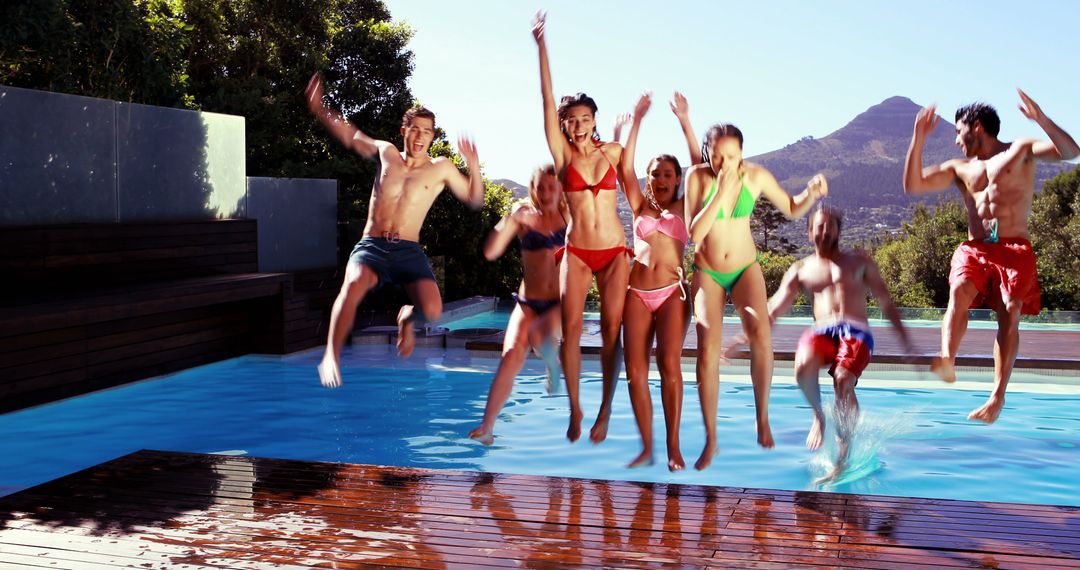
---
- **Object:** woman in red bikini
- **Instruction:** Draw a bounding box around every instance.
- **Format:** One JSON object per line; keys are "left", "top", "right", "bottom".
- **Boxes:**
{"left": 619, "top": 91, "right": 700, "bottom": 470}
{"left": 533, "top": 12, "right": 633, "bottom": 443}
{"left": 684, "top": 110, "right": 828, "bottom": 470}
{"left": 469, "top": 165, "right": 568, "bottom": 445}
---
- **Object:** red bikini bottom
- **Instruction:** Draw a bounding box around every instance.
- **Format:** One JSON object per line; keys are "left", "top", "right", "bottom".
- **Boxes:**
{"left": 555, "top": 244, "right": 633, "bottom": 273}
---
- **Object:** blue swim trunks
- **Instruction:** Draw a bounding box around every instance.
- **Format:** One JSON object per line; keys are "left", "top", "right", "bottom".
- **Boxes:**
{"left": 348, "top": 237, "right": 436, "bottom": 290}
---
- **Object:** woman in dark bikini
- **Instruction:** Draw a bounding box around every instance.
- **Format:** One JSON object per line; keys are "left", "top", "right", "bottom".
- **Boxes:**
{"left": 469, "top": 165, "right": 567, "bottom": 445}
{"left": 619, "top": 92, "right": 700, "bottom": 470}
{"left": 684, "top": 111, "right": 828, "bottom": 470}
{"left": 533, "top": 11, "right": 633, "bottom": 443}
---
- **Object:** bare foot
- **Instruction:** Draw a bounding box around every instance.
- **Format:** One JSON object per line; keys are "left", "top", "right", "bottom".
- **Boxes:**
{"left": 806, "top": 413, "right": 826, "bottom": 450}
{"left": 468, "top": 426, "right": 495, "bottom": 445}
{"left": 627, "top": 450, "right": 654, "bottom": 468}
{"left": 930, "top": 357, "right": 957, "bottom": 383}
{"left": 589, "top": 414, "right": 610, "bottom": 444}
{"left": 567, "top": 409, "right": 583, "bottom": 443}
{"left": 396, "top": 306, "right": 416, "bottom": 358}
{"left": 968, "top": 395, "right": 1005, "bottom": 424}
{"left": 757, "top": 420, "right": 775, "bottom": 449}
{"left": 667, "top": 450, "right": 686, "bottom": 472}
{"left": 317, "top": 353, "right": 342, "bottom": 388}
{"left": 694, "top": 441, "right": 717, "bottom": 471}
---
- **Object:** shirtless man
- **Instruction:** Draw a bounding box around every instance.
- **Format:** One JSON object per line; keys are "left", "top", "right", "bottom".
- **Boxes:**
{"left": 904, "top": 90, "right": 1078, "bottom": 423}
{"left": 305, "top": 73, "right": 485, "bottom": 388}
{"left": 759, "top": 206, "right": 911, "bottom": 474}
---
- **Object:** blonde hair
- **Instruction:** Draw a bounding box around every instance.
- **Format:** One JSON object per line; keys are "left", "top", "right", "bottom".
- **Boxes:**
{"left": 527, "top": 164, "right": 569, "bottom": 219}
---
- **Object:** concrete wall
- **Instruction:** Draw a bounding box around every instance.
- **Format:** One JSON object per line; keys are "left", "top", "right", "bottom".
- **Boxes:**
{"left": 246, "top": 177, "right": 337, "bottom": 272}
{"left": 0, "top": 85, "right": 245, "bottom": 225}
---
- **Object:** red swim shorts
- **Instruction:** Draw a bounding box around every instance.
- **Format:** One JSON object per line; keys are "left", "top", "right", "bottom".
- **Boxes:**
{"left": 949, "top": 238, "right": 1041, "bottom": 315}
{"left": 796, "top": 322, "right": 874, "bottom": 378}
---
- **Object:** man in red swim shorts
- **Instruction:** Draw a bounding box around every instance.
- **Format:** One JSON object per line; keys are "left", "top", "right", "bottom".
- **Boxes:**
{"left": 751, "top": 206, "right": 911, "bottom": 477}
{"left": 904, "top": 90, "right": 1078, "bottom": 424}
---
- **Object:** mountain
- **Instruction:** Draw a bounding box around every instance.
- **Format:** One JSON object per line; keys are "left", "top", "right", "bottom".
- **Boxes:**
{"left": 491, "top": 178, "right": 529, "bottom": 201}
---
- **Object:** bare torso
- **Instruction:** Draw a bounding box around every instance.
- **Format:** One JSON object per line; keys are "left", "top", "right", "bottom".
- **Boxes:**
{"left": 362, "top": 144, "right": 453, "bottom": 242}
{"left": 630, "top": 201, "right": 687, "bottom": 289}
{"left": 951, "top": 141, "right": 1038, "bottom": 240}
{"left": 561, "top": 143, "right": 626, "bottom": 249}
{"left": 518, "top": 209, "right": 566, "bottom": 301}
{"left": 796, "top": 251, "right": 872, "bottom": 327}
{"left": 691, "top": 164, "right": 763, "bottom": 272}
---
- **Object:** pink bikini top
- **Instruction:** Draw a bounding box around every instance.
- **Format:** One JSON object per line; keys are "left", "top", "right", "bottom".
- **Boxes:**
{"left": 633, "top": 209, "right": 689, "bottom": 246}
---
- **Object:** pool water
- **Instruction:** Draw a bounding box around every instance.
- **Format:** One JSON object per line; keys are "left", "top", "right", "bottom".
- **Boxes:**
{"left": 2, "top": 346, "right": 1077, "bottom": 506}
{"left": 443, "top": 309, "right": 1080, "bottom": 332}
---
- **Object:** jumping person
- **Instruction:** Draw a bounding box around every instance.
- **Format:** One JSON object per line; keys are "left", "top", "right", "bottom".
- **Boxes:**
{"left": 469, "top": 165, "right": 568, "bottom": 445}
{"left": 684, "top": 111, "right": 828, "bottom": 469}
{"left": 305, "top": 73, "right": 485, "bottom": 388}
{"left": 533, "top": 12, "right": 635, "bottom": 443}
{"left": 903, "top": 90, "right": 1078, "bottom": 423}
{"left": 751, "top": 206, "right": 912, "bottom": 478}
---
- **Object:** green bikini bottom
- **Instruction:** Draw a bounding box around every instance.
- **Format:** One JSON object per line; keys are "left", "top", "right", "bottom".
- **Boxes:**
{"left": 693, "top": 255, "right": 760, "bottom": 294}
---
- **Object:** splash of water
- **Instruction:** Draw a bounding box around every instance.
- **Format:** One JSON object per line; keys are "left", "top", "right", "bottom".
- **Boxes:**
{"left": 808, "top": 404, "right": 920, "bottom": 490}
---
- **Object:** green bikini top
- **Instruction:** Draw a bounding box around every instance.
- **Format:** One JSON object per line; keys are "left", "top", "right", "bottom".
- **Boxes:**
{"left": 704, "top": 174, "right": 756, "bottom": 219}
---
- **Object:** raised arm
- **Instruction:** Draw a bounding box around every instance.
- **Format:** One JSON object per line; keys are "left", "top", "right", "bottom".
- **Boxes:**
{"left": 620, "top": 92, "right": 652, "bottom": 214}
{"left": 1017, "top": 89, "right": 1080, "bottom": 161}
{"left": 533, "top": 12, "right": 568, "bottom": 170}
{"left": 305, "top": 73, "right": 380, "bottom": 159}
{"left": 863, "top": 254, "right": 912, "bottom": 352}
{"left": 903, "top": 104, "right": 959, "bottom": 194}
{"left": 687, "top": 164, "right": 735, "bottom": 242}
{"left": 767, "top": 261, "right": 803, "bottom": 324}
{"left": 442, "top": 136, "right": 485, "bottom": 209}
{"left": 670, "top": 92, "right": 702, "bottom": 165}
{"left": 757, "top": 169, "right": 826, "bottom": 219}
{"left": 484, "top": 204, "right": 531, "bottom": 260}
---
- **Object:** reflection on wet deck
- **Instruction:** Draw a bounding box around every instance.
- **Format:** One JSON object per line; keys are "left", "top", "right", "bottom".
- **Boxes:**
{"left": 1, "top": 450, "right": 1077, "bottom": 568}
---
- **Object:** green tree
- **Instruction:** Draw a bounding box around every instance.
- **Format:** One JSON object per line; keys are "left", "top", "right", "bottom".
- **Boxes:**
{"left": 751, "top": 201, "right": 798, "bottom": 254}
{"left": 1, "top": 0, "right": 190, "bottom": 106}
{"left": 1030, "top": 166, "right": 1080, "bottom": 310}
{"left": 873, "top": 200, "right": 967, "bottom": 308}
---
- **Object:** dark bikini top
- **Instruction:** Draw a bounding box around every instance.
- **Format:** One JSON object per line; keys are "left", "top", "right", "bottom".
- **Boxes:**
{"left": 521, "top": 227, "right": 566, "bottom": 251}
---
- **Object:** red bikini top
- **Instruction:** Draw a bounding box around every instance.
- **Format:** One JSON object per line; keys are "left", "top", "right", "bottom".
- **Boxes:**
{"left": 563, "top": 147, "right": 618, "bottom": 196}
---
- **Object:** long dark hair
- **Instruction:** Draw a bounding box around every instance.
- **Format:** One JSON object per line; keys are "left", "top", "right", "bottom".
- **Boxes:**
{"left": 701, "top": 123, "right": 744, "bottom": 172}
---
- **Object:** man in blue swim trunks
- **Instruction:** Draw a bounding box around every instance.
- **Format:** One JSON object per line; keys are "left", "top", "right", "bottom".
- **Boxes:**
{"left": 305, "top": 74, "right": 484, "bottom": 388}
{"left": 747, "top": 206, "right": 911, "bottom": 475}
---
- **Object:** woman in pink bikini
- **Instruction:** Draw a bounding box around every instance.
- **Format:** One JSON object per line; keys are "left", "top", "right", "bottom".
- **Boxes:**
{"left": 533, "top": 12, "right": 633, "bottom": 443}
{"left": 469, "top": 165, "right": 568, "bottom": 445}
{"left": 619, "top": 92, "right": 701, "bottom": 470}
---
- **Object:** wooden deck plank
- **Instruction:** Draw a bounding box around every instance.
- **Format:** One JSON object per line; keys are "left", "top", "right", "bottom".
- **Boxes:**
{"left": 1, "top": 451, "right": 1077, "bottom": 569}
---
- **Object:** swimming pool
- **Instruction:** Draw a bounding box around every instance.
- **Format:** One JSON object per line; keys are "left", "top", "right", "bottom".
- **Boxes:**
{"left": 2, "top": 345, "right": 1077, "bottom": 506}
{"left": 443, "top": 308, "right": 1080, "bottom": 332}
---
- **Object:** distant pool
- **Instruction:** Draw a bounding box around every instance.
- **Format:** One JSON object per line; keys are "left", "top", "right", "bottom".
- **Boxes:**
{"left": 1, "top": 346, "right": 1076, "bottom": 506}
{"left": 443, "top": 309, "right": 1080, "bottom": 332}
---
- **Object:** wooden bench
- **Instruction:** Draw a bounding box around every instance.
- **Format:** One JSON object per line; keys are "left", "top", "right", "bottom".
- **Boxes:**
{"left": 0, "top": 220, "right": 291, "bottom": 413}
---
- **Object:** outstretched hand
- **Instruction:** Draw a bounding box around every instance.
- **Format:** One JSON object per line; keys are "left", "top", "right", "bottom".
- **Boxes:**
{"left": 1017, "top": 88, "right": 1045, "bottom": 123}
{"left": 670, "top": 91, "right": 689, "bottom": 120}
{"left": 913, "top": 104, "right": 939, "bottom": 138}
{"left": 808, "top": 173, "right": 829, "bottom": 199}
{"left": 612, "top": 112, "right": 631, "bottom": 143}
{"left": 305, "top": 73, "right": 325, "bottom": 113}
{"left": 458, "top": 135, "right": 480, "bottom": 167}
{"left": 633, "top": 91, "right": 652, "bottom": 121}
{"left": 531, "top": 11, "right": 546, "bottom": 43}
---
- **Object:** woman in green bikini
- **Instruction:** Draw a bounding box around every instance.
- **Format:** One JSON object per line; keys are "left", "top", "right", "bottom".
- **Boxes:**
{"left": 685, "top": 121, "right": 827, "bottom": 470}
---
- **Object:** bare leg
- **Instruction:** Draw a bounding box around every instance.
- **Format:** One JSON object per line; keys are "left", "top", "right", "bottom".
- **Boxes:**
{"left": 795, "top": 353, "right": 826, "bottom": 450}
{"left": 933, "top": 280, "right": 978, "bottom": 383}
{"left": 832, "top": 366, "right": 861, "bottom": 470}
{"left": 530, "top": 306, "right": 563, "bottom": 393}
{"left": 969, "top": 299, "right": 1022, "bottom": 423}
{"left": 560, "top": 254, "right": 592, "bottom": 442}
{"left": 590, "top": 254, "right": 630, "bottom": 444}
{"left": 692, "top": 272, "right": 726, "bottom": 470}
{"left": 469, "top": 305, "right": 534, "bottom": 444}
{"left": 623, "top": 290, "right": 656, "bottom": 467}
{"left": 655, "top": 289, "right": 691, "bottom": 471}
{"left": 731, "top": 264, "right": 775, "bottom": 449}
{"left": 397, "top": 279, "right": 443, "bottom": 358}
{"left": 318, "top": 262, "right": 378, "bottom": 388}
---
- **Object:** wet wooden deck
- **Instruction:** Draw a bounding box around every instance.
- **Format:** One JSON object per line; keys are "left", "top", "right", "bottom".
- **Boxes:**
{"left": 1, "top": 450, "right": 1077, "bottom": 569}
{"left": 466, "top": 322, "right": 1080, "bottom": 370}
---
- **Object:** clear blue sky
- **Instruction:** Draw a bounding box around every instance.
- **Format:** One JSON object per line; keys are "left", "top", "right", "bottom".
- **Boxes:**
{"left": 384, "top": 0, "right": 1079, "bottom": 182}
